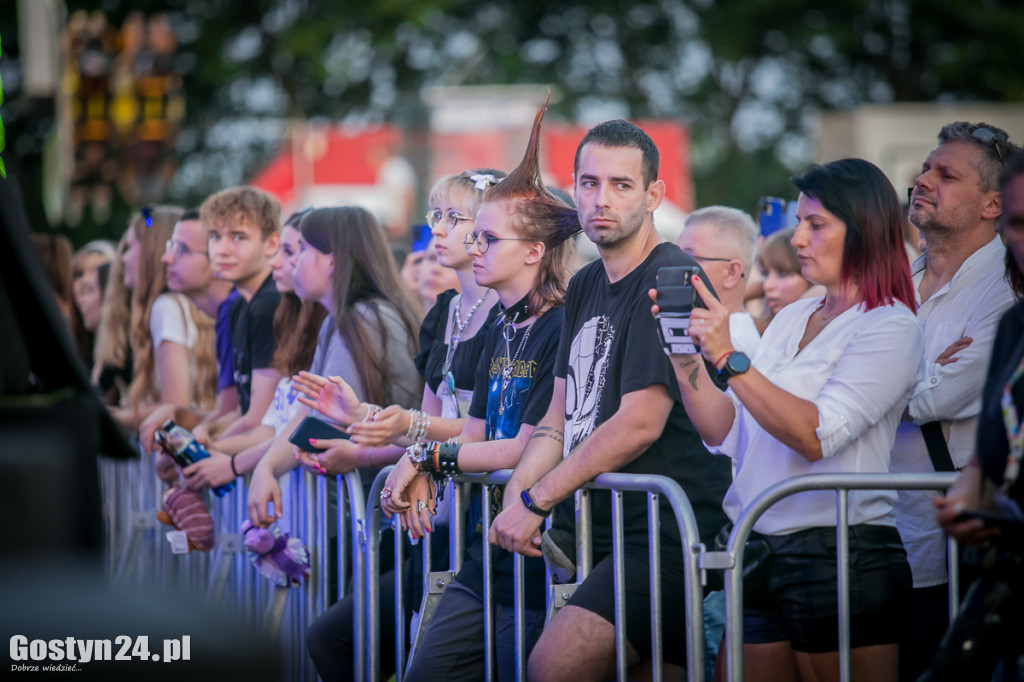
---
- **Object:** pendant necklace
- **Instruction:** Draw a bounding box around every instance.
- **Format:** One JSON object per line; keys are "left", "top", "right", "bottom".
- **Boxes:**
{"left": 498, "top": 303, "right": 537, "bottom": 415}
{"left": 440, "top": 290, "right": 491, "bottom": 414}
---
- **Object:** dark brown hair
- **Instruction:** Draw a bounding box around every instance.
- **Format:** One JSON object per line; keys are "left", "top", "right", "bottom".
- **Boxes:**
{"left": 300, "top": 206, "right": 421, "bottom": 406}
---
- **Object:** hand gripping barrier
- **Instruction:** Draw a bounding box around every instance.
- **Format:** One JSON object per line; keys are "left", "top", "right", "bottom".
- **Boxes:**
{"left": 363, "top": 467, "right": 707, "bottom": 682}
{"left": 98, "top": 442, "right": 366, "bottom": 682}
{"left": 706, "top": 472, "right": 958, "bottom": 682}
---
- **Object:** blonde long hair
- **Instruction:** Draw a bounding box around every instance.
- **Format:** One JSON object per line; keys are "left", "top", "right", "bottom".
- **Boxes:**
{"left": 123, "top": 207, "right": 217, "bottom": 411}
{"left": 93, "top": 232, "right": 133, "bottom": 398}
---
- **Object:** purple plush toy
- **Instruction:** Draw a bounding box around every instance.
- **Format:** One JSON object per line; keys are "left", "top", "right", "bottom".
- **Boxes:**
{"left": 241, "top": 520, "right": 311, "bottom": 587}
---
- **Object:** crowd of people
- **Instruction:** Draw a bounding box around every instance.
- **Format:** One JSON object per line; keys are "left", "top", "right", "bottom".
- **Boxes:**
{"left": 37, "top": 108, "right": 1024, "bottom": 681}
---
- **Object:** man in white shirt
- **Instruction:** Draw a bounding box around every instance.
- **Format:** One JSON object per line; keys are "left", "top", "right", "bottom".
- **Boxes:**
{"left": 892, "top": 121, "right": 1020, "bottom": 680}
{"left": 675, "top": 206, "right": 761, "bottom": 355}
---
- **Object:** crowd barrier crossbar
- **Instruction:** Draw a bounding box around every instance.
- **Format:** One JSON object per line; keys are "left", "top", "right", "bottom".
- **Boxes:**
{"left": 98, "top": 447, "right": 366, "bottom": 682}
{"left": 714, "top": 472, "right": 958, "bottom": 682}
{"left": 363, "top": 468, "right": 707, "bottom": 682}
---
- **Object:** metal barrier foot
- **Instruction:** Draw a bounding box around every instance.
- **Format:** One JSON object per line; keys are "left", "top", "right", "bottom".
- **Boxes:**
{"left": 406, "top": 570, "right": 456, "bottom": 670}
{"left": 545, "top": 583, "right": 579, "bottom": 625}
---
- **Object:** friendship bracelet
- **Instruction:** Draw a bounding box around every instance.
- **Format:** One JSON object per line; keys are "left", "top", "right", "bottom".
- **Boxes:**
{"left": 363, "top": 403, "right": 382, "bottom": 422}
{"left": 713, "top": 351, "right": 733, "bottom": 370}
{"left": 230, "top": 453, "right": 240, "bottom": 478}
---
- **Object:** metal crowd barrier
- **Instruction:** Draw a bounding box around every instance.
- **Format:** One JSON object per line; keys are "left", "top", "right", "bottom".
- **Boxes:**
{"left": 363, "top": 467, "right": 707, "bottom": 682}
{"left": 97, "top": 444, "right": 366, "bottom": 681}
{"left": 704, "top": 472, "right": 959, "bottom": 682}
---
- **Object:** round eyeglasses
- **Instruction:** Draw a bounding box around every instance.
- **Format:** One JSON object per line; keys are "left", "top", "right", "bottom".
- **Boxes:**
{"left": 426, "top": 208, "right": 473, "bottom": 231}
{"left": 463, "top": 232, "right": 533, "bottom": 254}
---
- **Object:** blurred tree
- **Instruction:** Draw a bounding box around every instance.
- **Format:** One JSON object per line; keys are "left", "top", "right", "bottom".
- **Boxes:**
{"left": 2, "top": 0, "right": 1023, "bottom": 243}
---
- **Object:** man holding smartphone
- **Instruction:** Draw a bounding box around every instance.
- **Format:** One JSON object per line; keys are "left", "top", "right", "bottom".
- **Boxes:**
{"left": 490, "top": 120, "right": 731, "bottom": 680}
{"left": 892, "top": 121, "right": 1019, "bottom": 680}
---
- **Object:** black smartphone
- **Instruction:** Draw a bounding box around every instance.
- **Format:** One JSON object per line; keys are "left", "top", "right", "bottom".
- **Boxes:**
{"left": 656, "top": 265, "right": 703, "bottom": 314}
{"left": 288, "top": 415, "right": 350, "bottom": 454}
{"left": 655, "top": 266, "right": 703, "bottom": 355}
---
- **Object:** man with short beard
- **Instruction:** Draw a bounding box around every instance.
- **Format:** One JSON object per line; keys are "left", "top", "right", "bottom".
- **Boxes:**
{"left": 490, "top": 119, "right": 731, "bottom": 681}
{"left": 892, "top": 121, "right": 1019, "bottom": 680}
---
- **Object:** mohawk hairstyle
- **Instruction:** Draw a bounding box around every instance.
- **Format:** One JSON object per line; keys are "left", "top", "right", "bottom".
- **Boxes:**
{"left": 482, "top": 94, "right": 581, "bottom": 316}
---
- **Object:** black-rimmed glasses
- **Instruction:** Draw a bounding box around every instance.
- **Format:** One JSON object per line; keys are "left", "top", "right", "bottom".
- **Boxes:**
{"left": 463, "top": 232, "right": 532, "bottom": 254}
{"left": 970, "top": 125, "right": 1008, "bottom": 163}
{"left": 427, "top": 208, "right": 473, "bottom": 231}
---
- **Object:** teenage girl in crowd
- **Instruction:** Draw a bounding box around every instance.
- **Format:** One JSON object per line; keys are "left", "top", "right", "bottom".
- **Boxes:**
{"left": 297, "top": 168, "right": 505, "bottom": 679}
{"left": 656, "top": 158, "right": 920, "bottom": 681}
{"left": 246, "top": 205, "right": 422, "bottom": 527}
{"left": 109, "top": 206, "right": 217, "bottom": 433}
{"left": 70, "top": 240, "right": 115, "bottom": 366}
{"left": 92, "top": 233, "right": 133, "bottom": 406}
{"left": 751, "top": 227, "right": 817, "bottom": 334}
{"left": 180, "top": 209, "right": 327, "bottom": 490}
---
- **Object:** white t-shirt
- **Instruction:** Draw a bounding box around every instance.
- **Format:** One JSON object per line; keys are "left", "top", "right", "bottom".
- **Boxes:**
{"left": 711, "top": 297, "right": 923, "bottom": 535}
{"left": 149, "top": 293, "right": 198, "bottom": 396}
{"left": 261, "top": 376, "right": 302, "bottom": 436}
{"left": 891, "top": 236, "right": 1016, "bottom": 587}
{"left": 729, "top": 312, "right": 761, "bottom": 357}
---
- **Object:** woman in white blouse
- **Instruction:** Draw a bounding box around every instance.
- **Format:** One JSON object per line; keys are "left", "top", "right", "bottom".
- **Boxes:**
{"left": 654, "top": 158, "right": 923, "bottom": 681}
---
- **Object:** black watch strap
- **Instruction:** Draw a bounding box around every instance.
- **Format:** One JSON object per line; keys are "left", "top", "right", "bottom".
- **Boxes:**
{"left": 520, "top": 488, "right": 552, "bottom": 517}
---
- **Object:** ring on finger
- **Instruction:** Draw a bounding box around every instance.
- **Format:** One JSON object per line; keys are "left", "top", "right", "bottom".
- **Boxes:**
{"left": 417, "top": 500, "right": 426, "bottom": 512}
{"left": 380, "top": 488, "right": 392, "bottom": 500}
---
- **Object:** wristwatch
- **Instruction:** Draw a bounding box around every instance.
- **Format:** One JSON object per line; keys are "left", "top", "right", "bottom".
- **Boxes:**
{"left": 520, "top": 488, "right": 552, "bottom": 517}
{"left": 717, "top": 351, "right": 751, "bottom": 381}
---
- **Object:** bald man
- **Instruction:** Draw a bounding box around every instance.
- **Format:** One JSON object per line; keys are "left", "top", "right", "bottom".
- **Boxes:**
{"left": 675, "top": 206, "right": 761, "bottom": 355}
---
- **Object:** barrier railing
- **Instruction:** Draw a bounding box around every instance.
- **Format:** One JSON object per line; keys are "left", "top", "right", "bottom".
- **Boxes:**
{"left": 363, "top": 468, "right": 707, "bottom": 682}
{"left": 97, "top": 445, "right": 365, "bottom": 681}
{"left": 705, "top": 472, "right": 958, "bottom": 682}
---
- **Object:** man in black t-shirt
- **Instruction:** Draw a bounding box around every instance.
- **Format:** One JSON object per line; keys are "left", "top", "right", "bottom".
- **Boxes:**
{"left": 490, "top": 120, "right": 731, "bottom": 680}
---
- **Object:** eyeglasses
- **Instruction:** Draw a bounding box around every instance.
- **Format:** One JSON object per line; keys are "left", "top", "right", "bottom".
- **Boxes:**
{"left": 969, "top": 125, "right": 1008, "bottom": 163}
{"left": 165, "top": 239, "right": 208, "bottom": 259}
{"left": 691, "top": 255, "right": 732, "bottom": 264}
{"left": 463, "top": 232, "right": 532, "bottom": 254}
{"left": 426, "top": 208, "right": 473, "bottom": 231}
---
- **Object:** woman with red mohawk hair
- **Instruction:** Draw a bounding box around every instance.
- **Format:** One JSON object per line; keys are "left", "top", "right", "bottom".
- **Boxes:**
{"left": 378, "top": 96, "right": 579, "bottom": 681}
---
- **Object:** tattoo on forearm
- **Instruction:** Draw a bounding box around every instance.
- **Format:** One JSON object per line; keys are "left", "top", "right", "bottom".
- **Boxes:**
{"left": 687, "top": 366, "right": 700, "bottom": 391}
{"left": 529, "top": 425, "right": 564, "bottom": 446}
{"left": 674, "top": 357, "right": 701, "bottom": 390}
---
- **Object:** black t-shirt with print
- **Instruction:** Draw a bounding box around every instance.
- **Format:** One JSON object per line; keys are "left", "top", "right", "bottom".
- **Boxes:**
{"left": 415, "top": 289, "right": 500, "bottom": 395}
{"left": 458, "top": 305, "right": 565, "bottom": 610}
{"left": 230, "top": 273, "right": 280, "bottom": 414}
{"left": 554, "top": 242, "right": 731, "bottom": 554}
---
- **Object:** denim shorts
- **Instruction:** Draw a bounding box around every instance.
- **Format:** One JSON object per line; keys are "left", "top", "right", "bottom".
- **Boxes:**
{"left": 743, "top": 524, "right": 911, "bottom": 653}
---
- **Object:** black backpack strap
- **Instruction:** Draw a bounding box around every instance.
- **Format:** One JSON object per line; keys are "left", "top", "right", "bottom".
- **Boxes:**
{"left": 921, "top": 421, "right": 956, "bottom": 472}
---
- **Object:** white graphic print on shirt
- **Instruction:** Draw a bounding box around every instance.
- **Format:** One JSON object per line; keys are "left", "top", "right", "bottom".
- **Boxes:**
{"left": 564, "top": 315, "right": 614, "bottom": 458}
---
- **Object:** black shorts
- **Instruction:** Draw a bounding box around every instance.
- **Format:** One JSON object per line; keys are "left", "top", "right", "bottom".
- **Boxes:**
{"left": 744, "top": 524, "right": 911, "bottom": 653}
{"left": 567, "top": 545, "right": 689, "bottom": 667}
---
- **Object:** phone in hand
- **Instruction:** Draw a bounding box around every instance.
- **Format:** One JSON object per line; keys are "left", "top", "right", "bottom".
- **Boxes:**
{"left": 288, "top": 415, "right": 350, "bottom": 454}
{"left": 655, "top": 266, "right": 703, "bottom": 355}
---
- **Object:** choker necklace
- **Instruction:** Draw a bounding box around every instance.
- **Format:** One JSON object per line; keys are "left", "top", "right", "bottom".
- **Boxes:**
{"left": 499, "top": 294, "right": 531, "bottom": 325}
